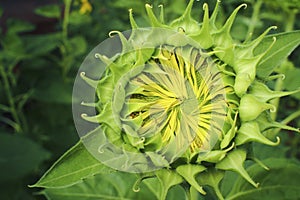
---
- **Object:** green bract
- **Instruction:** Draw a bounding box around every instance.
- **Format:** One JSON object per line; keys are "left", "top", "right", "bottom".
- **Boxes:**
{"left": 33, "top": 0, "right": 300, "bottom": 199}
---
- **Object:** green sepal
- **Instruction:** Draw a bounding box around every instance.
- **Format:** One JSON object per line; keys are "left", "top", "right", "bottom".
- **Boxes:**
{"left": 190, "top": 3, "right": 213, "bottom": 49}
{"left": 249, "top": 80, "right": 300, "bottom": 102}
{"left": 197, "top": 168, "right": 225, "bottom": 200}
{"left": 169, "top": 0, "right": 200, "bottom": 34}
{"left": 239, "top": 94, "right": 275, "bottom": 121}
{"left": 220, "top": 112, "right": 238, "bottom": 149}
{"left": 235, "top": 121, "right": 280, "bottom": 146}
{"left": 256, "top": 112, "right": 300, "bottom": 133}
{"left": 197, "top": 143, "right": 234, "bottom": 163}
{"left": 80, "top": 72, "right": 98, "bottom": 89}
{"left": 155, "top": 169, "right": 184, "bottom": 200}
{"left": 213, "top": 4, "right": 246, "bottom": 51}
{"left": 235, "top": 26, "right": 277, "bottom": 58}
{"left": 176, "top": 164, "right": 207, "bottom": 194}
{"left": 145, "top": 4, "right": 165, "bottom": 28}
{"left": 216, "top": 149, "right": 259, "bottom": 188}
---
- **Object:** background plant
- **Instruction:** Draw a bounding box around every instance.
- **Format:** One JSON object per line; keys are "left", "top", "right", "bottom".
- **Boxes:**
{"left": 0, "top": 0, "right": 299, "bottom": 199}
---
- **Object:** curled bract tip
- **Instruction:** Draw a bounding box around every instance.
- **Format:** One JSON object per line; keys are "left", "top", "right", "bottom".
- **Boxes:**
{"left": 241, "top": 3, "right": 247, "bottom": 9}
{"left": 132, "top": 178, "right": 142, "bottom": 192}
{"left": 203, "top": 3, "right": 208, "bottom": 10}
{"left": 81, "top": 113, "right": 87, "bottom": 118}
{"left": 270, "top": 105, "right": 276, "bottom": 113}
{"left": 98, "top": 145, "right": 104, "bottom": 153}
{"left": 274, "top": 136, "right": 281, "bottom": 145}
{"left": 145, "top": 4, "right": 152, "bottom": 9}
{"left": 80, "top": 71, "right": 86, "bottom": 76}
{"left": 109, "top": 30, "right": 120, "bottom": 38}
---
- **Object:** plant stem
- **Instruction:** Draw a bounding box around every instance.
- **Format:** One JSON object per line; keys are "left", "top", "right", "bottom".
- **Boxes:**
{"left": 0, "top": 63, "right": 22, "bottom": 133}
{"left": 281, "top": 110, "right": 300, "bottom": 125}
{"left": 61, "top": 0, "right": 72, "bottom": 79}
{"left": 62, "top": 0, "right": 72, "bottom": 41}
{"left": 246, "top": 0, "right": 262, "bottom": 40}
{"left": 214, "top": 187, "right": 225, "bottom": 200}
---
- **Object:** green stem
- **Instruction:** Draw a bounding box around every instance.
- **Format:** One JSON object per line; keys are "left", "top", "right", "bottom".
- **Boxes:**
{"left": 61, "top": 0, "right": 72, "bottom": 79}
{"left": 285, "top": 11, "right": 295, "bottom": 32}
{"left": 281, "top": 110, "right": 300, "bottom": 125}
{"left": 214, "top": 187, "right": 225, "bottom": 200}
{"left": 62, "top": 0, "right": 72, "bottom": 41}
{"left": 246, "top": 0, "right": 263, "bottom": 41}
{"left": 0, "top": 63, "right": 22, "bottom": 133}
{"left": 270, "top": 77, "right": 283, "bottom": 120}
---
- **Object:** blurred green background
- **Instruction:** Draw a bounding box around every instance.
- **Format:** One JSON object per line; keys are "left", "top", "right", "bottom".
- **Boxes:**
{"left": 0, "top": 0, "right": 299, "bottom": 199}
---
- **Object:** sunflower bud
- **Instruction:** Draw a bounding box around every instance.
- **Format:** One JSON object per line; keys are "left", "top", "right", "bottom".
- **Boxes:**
{"left": 72, "top": 0, "right": 300, "bottom": 198}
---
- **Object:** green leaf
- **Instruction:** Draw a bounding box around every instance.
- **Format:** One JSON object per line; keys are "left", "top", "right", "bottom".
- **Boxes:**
{"left": 41, "top": 171, "right": 186, "bottom": 200}
{"left": 67, "top": 36, "right": 87, "bottom": 56}
{"left": 32, "top": 74, "right": 73, "bottom": 104}
{"left": 284, "top": 68, "right": 300, "bottom": 99}
{"left": 31, "top": 141, "right": 110, "bottom": 188}
{"left": 68, "top": 11, "right": 91, "bottom": 25}
{"left": 197, "top": 168, "right": 225, "bottom": 200}
{"left": 176, "top": 164, "right": 206, "bottom": 195}
{"left": 254, "top": 31, "right": 300, "bottom": 78}
{"left": 35, "top": 5, "right": 61, "bottom": 18}
{"left": 216, "top": 149, "right": 258, "bottom": 188}
{"left": 23, "top": 33, "right": 61, "bottom": 56}
{"left": 156, "top": 169, "right": 184, "bottom": 200}
{"left": 226, "top": 158, "right": 300, "bottom": 200}
{"left": 0, "top": 133, "right": 50, "bottom": 182}
{"left": 41, "top": 172, "right": 155, "bottom": 200}
{"left": 6, "top": 19, "right": 35, "bottom": 34}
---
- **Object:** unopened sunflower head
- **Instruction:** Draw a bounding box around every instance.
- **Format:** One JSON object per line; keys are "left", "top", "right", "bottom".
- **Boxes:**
{"left": 76, "top": 0, "right": 300, "bottom": 196}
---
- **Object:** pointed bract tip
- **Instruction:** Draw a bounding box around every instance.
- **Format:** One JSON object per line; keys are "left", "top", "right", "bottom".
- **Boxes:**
{"left": 145, "top": 4, "right": 152, "bottom": 9}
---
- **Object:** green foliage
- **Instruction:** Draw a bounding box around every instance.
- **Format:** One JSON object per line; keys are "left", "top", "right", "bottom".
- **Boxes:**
{"left": 35, "top": 5, "right": 61, "bottom": 19}
{"left": 226, "top": 158, "right": 300, "bottom": 200}
{"left": 32, "top": 141, "right": 109, "bottom": 188}
{"left": 0, "top": 133, "right": 50, "bottom": 182}
{"left": 255, "top": 31, "right": 300, "bottom": 78}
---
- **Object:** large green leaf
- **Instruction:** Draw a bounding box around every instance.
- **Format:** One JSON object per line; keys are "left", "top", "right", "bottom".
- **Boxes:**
{"left": 254, "top": 31, "right": 300, "bottom": 78}
{"left": 31, "top": 141, "right": 110, "bottom": 188}
{"left": 0, "top": 133, "right": 50, "bottom": 182}
{"left": 35, "top": 5, "right": 61, "bottom": 18}
{"left": 284, "top": 67, "right": 300, "bottom": 99}
{"left": 41, "top": 171, "right": 187, "bottom": 200}
{"left": 226, "top": 158, "right": 300, "bottom": 200}
{"left": 32, "top": 73, "right": 73, "bottom": 104}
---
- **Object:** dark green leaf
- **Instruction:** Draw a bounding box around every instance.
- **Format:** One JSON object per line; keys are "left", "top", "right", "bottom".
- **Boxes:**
{"left": 284, "top": 68, "right": 300, "bottom": 99}
{"left": 41, "top": 172, "right": 157, "bottom": 200}
{"left": 23, "top": 33, "right": 61, "bottom": 56}
{"left": 35, "top": 5, "right": 61, "bottom": 18}
{"left": 6, "top": 19, "right": 35, "bottom": 34}
{"left": 226, "top": 158, "right": 300, "bottom": 200}
{"left": 68, "top": 11, "right": 91, "bottom": 25}
{"left": 254, "top": 31, "right": 300, "bottom": 78}
{"left": 32, "top": 75, "right": 73, "bottom": 104}
{"left": 31, "top": 141, "right": 110, "bottom": 188}
{"left": 41, "top": 171, "right": 186, "bottom": 200}
{"left": 0, "top": 133, "right": 50, "bottom": 182}
{"left": 67, "top": 36, "right": 87, "bottom": 56}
